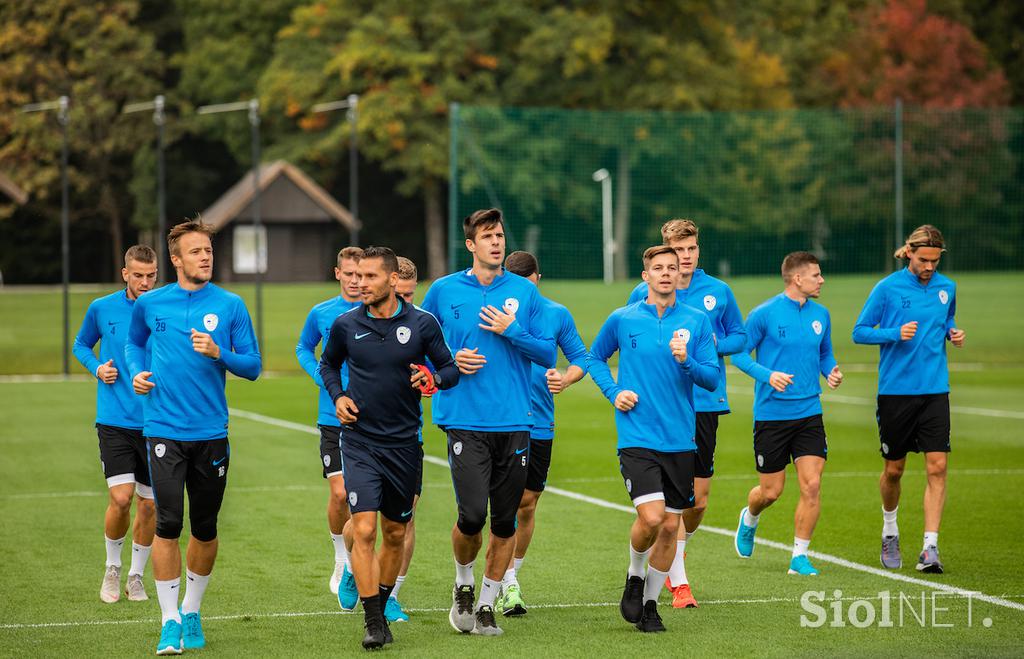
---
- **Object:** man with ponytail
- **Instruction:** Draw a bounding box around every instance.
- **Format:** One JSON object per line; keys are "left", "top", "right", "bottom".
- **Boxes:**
{"left": 853, "top": 225, "right": 965, "bottom": 574}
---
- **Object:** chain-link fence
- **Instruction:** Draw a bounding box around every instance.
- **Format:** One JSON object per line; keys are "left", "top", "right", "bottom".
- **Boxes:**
{"left": 449, "top": 104, "right": 1024, "bottom": 279}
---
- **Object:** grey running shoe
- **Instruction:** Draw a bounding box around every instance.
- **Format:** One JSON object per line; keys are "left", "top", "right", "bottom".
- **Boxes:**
{"left": 449, "top": 584, "right": 476, "bottom": 633}
{"left": 916, "top": 546, "right": 944, "bottom": 574}
{"left": 470, "top": 605, "right": 504, "bottom": 636}
{"left": 880, "top": 535, "right": 902, "bottom": 569}
{"left": 125, "top": 573, "right": 149, "bottom": 601}
{"left": 100, "top": 565, "right": 121, "bottom": 603}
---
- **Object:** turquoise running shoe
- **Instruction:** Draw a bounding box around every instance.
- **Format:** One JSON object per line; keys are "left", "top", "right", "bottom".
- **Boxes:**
{"left": 180, "top": 610, "right": 205, "bottom": 649}
{"left": 735, "top": 507, "right": 757, "bottom": 558}
{"left": 788, "top": 555, "right": 820, "bottom": 575}
{"left": 156, "top": 619, "right": 183, "bottom": 655}
{"left": 337, "top": 565, "right": 358, "bottom": 611}
{"left": 384, "top": 596, "right": 409, "bottom": 622}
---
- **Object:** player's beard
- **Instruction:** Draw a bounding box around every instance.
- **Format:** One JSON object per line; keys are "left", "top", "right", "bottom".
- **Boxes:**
{"left": 183, "top": 263, "right": 212, "bottom": 285}
{"left": 363, "top": 286, "right": 392, "bottom": 308}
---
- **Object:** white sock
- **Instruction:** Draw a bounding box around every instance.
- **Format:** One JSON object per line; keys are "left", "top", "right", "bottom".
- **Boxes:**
{"left": 628, "top": 543, "right": 650, "bottom": 578}
{"left": 513, "top": 557, "right": 524, "bottom": 575}
{"left": 882, "top": 507, "right": 899, "bottom": 538}
{"left": 478, "top": 577, "right": 500, "bottom": 609}
{"left": 792, "top": 537, "right": 811, "bottom": 558}
{"left": 667, "top": 540, "right": 688, "bottom": 587}
{"left": 128, "top": 542, "right": 151, "bottom": 577}
{"left": 501, "top": 567, "right": 518, "bottom": 588}
{"left": 923, "top": 531, "right": 939, "bottom": 550}
{"left": 180, "top": 569, "right": 210, "bottom": 615}
{"left": 104, "top": 535, "right": 125, "bottom": 567}
{"left": 331, "top": 533, "right": 349, "bottom": 567}
{"left": 743, "top": 508, "right": 760, "bottom": 528}
{"left": 643, "top": 565, "right": 668, "bottom": 604}
{"left": 390, "top": 575, "right": 405, "bottom": 601}
{"left": 455, "top": 559, "right": 475, "bottom": 587}
{"left": 155, "top": 578, "right": 182, "bottom": 624}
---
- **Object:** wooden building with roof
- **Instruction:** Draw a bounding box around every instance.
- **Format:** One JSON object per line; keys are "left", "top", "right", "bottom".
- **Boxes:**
{"left": 201, "top": 160, "right": 360, "bottom": 282}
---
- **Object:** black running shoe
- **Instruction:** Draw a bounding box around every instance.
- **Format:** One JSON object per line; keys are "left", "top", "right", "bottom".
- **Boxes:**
{"left": 471, "top": 605, "right": 504, "bottom": 636}
{"left": 362, "top": 616, "right": 387, "bottom": 650}
{"left": 636, "top": 600, "right": 666, "bottom": 633}
{"left": 620, "top": 575, "right": 645, "bottom": 623}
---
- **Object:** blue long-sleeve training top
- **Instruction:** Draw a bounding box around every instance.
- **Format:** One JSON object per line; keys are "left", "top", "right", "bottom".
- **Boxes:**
{"left": 530, "top": 297, "right": 589, "bottom": 441}
{"left": 852, "top": 268, "right": 957, "bottom": 395}
{"left": 125, "top": 283, "right": 261, "bottom": 440}
{"left": 421, "top": 268, "right": 556, "bottom": 432}
{"left": 296, "top": 295, "right": 360, "bottom": 426}
{"left": 587, "top": 300, "right": 719, "bottom": 452}
{"left": 732, "top": 293, "right": 838, "bottom": 422}
{"left": 319, "top": 301, "right": 459, "bottom": 445}
{"left": 628, "top": 268, "right": 745, "bottom": 413}
{"left": 73, "top": 289, "right": 144, "bottom": 429}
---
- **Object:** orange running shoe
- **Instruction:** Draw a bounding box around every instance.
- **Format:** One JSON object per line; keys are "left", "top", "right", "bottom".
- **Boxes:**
{"left": 670, "top": 583, "right": 698, "bottom": 609}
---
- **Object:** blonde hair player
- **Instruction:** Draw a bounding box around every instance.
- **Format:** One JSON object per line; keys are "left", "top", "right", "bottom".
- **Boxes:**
{"left": 853, "top": 225, "right": 963, "bottom": 573}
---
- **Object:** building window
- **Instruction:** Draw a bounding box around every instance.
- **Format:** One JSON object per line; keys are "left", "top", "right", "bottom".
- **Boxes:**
{"left": 233, "top": 224, "right": 267, "bottom": 274}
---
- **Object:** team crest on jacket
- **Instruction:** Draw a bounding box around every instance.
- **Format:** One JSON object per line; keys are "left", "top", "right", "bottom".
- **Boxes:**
{"left": 812, "top": 320, "right": 823, "bottom": 335}
{"left": 203, "top": 313, "right": 219, "bottom": 331}
{"left": 703, "top": 295, "right": 717, "bottom": 311}
{"left": 676, "top": 328, "right": 691, "bottom": 344}
{"left": 348, "top": 491, "right": 358, "bottom": 506}
{"left": 503, "top": 297, "right": 520, "bottom": 314}
{"left": 396, "top": 326, "right": 411, "bottom": 344}
{"left": 938, "top": 290, "right": 949, "bottom": 305}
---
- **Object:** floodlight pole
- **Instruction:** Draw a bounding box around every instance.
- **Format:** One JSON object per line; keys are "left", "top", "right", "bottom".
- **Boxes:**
{"left": 894, "top": 97, "right": 904, "bottom": 272}
{"left": 123, "top": 95, "right": 168, "bottom": 279}
{"left": 196, "top": 99, "right": 264, "bottom": 348}
{"left": 593, "top": 168, "right": 613, "bottom": 285}
{"left": 22, "top": 96, "right": 71, "bottom": 376}
{"left": 312, "top": 94, "right": 360, "bottom": 245}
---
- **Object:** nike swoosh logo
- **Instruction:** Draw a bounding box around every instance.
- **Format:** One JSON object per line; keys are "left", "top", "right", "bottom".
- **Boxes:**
{"left": 450, "top": 304, "right": 464, "bottom": 310}
{"left": 515, "top": 447, "right": 528, "bottom": 455}
{"left": 629, "top": 332, "right": 643, "bottom": 338}
{"left": 355, "top": 332, "right": 372, "bottom": 340}
{"left": 212, "top": 457, "right": 226, "bottom": 466}
{"left": 401, "top": 510, "right": 413, "bottom": 518}
{"left": 107, "top": 321, "right": 120, "bottom": 326}
{"left": 155, "top": 316, "right": 168, "bottom": 322}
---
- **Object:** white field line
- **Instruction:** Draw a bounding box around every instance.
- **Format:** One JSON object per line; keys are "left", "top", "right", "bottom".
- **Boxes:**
{"left": 724, "top": 386, "right": 1024, "bottom": 421}
{"left": 17, "top": 594, "right": 1019, "bottom": 630}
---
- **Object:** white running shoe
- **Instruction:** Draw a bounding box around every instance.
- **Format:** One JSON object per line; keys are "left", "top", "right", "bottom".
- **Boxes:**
{"left": 329, "top": 560, "right": 344, "bottom": 595}
{"left": 125, "top": 573, "right": 148, "bottom": 601}
{"left": 100, "top": 565, "right": 121, "bottom": 603}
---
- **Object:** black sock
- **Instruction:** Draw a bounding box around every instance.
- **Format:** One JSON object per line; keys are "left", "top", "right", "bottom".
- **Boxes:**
{"left": 379, "top": 583, "right": 395, "bottom": 603}
{"left": 361, "top": 594, "right": 382, "bottom": 623}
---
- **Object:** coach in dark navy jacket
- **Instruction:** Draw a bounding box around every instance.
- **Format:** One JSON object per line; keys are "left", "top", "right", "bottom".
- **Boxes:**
{"left": 318, "top": 245, "right": 459, "bottom": 649}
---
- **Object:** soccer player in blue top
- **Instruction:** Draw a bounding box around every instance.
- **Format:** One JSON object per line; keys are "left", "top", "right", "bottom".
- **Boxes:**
{"left": 626, "top": 219, "right": 745, "bottom": 608}
{"left": 852, "top": 225, "right": 964, "bottom": 573}
{"left": 126, "top": 220, "right": 261, "bottom": 655}
{"left": 732, "top": 252, "right": 844, "bottom": 576}
{"left": 497, "top": 250, "right": 588, "bottom": 617}
{"left": 421, "top": 208, "right": 556, "bottom": 637}
{"left": 73, "top": 244, "right": 158, "bottom": 605}
{"left": 295, "top": 245, "right": 363, "bottom": 601}
{"left": 588, "top": 245, "right": 719, "bottom": 633}
{"left": 319, "top": 246, "right": 460, "bottom": 649}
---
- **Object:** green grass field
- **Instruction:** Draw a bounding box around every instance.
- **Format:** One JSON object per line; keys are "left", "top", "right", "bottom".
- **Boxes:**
{"left": 1, "top": 275, "right": 1022, "bottom": 656}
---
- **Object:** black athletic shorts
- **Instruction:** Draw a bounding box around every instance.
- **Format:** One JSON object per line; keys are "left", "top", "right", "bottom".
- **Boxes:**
{"left": 147, "top": 437, "right": 230, "bottom": 542}
{"left": 525, "top": 438, "right": 553, "bottom": 493}
{"left": 694, "top": 412, "right": 722, "bottom": 479}
{"left": 447, "top": 429, "right": 529, "bottom": 538}
{"left": 97, "top": 423, "right": 151, "bottom": 492}
{"left": 341, "top": 430, "right": 420, "bottom": 523}
{"left": 753, "top": 414, "right": 827, "bottom": 474}
{"left": 415, "top": 444, "right": 424, "bottom": 497}
{"left": 618, "top": 447, "right": 696, "bottom": 513}
{"left": 877, "top": 394, "right": 951, "bottom": 461}
{"left": 319, "top": 424, "right": 344, "bottom": 479}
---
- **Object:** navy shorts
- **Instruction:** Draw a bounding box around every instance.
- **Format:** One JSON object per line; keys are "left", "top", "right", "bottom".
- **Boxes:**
{"left": 319, "top": 424, "right": 343, "bottom": 479}
{"left": 694, "top": 412, "right": 722, "bottom": 479}
{"left": 877, "top": 394, "right": 951, "bottom": 460}
{"left": 97, "top": 423, "right": 151, "bottom": 492}
{"left": 753, "top": 415, "right": 827, "bottom": 474}
{"left": 340, "top": 430, "right": 419, "bottom": 523}
{"left": 525, "top": 438, "right": 553, "bottom": 493}
{"left": 618, "top": 447, "right": 696, "bottom": 513}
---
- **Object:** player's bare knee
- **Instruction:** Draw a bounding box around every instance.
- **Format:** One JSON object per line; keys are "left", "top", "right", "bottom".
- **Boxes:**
{"left": 690, "top": 503, "right": 707, "bottom": 518}
{"left": 882, "top": 462, "right": 905, "bottom": 481}
{"left": 109, "top": 488, "right": 133, "bottom": 512}
{"left": 637, "top": 508, "right": 664, "bottom": 531}
{"left": 800, "top": 478, "right": 821, "bottom": 500}
{"left": 659, "top": 513, "right": 680, "bottom": 537}
{"left": 136, "top": 496, "right": 156, "bottom": 519}
{"left": 380, "top": 522, "right": 405, "bottom": 548}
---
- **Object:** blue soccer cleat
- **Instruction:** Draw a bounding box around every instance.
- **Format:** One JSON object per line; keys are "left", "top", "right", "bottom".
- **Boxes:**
{"left": 180, "top": 610, "right": 205, "bottom": 649}
{"left": 156, "top": 619, "right": 183, "bottom": 655}
{"left": 788, "top": 555, "right": 820, "bottom": 575}
{"left": 735, "top": 507, "right": 758, "bottom": 558}
{"left": 384, "top": 596, "right": 410, "bottom": 622}
{"left": 337, "top": 565, "right": 358, "bottom": 611}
